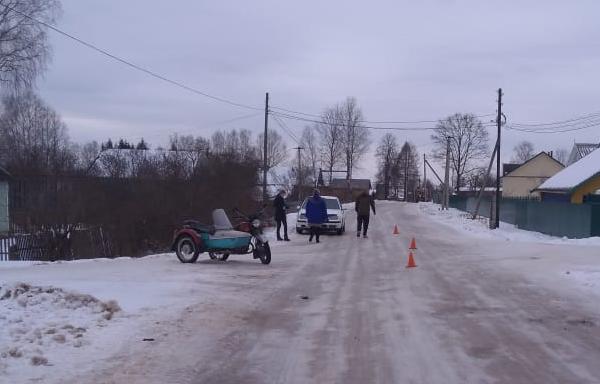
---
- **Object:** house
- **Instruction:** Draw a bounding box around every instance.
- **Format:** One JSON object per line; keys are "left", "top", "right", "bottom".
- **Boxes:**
{"left": 567, "top": 142, "right": 599, "bottom": 166}
{"left": 502, "top": 152, "right": 564, "bottom": 198}
{"left": 0, "top": 166, "right": 10, "bottom": 233}
{"left": 536, "top": 147, "right": 600, "bottom": 204}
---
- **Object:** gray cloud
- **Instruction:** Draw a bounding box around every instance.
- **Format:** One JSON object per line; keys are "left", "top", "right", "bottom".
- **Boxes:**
{"left": 36, "top": 0, "right": 600, "bottom": 177}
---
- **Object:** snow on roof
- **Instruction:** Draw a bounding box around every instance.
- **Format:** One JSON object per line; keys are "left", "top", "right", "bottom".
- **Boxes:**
{"left": 537, "top": 147, "right": 600, "bottom": 191}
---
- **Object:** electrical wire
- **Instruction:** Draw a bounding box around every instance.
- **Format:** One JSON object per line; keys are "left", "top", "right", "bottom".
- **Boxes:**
{"left": 510, "top": 111, "right": 600, "bottom": 128}
{"left": 506, "top": 119, "right": 600, "bottom": 134}
{"left": 1, "top": 4, "right": 262, "bottom": 111}
{"left": 271, "top": 105, "right": 495, "bottom": 124}
{"left": 271, "top": 114, "right": 300, "bottom": 144}
{"left": 271, "top": 111, "right": 496, "bottom": 131}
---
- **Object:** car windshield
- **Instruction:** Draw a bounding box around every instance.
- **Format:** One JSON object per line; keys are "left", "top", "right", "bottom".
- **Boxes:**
{"left": 302, "top": 198, "right": 341, "bottom": 210}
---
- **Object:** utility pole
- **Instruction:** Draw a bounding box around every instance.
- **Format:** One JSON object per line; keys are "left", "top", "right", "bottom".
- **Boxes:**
{"left": 423, "top": 153, "right": 427, "bottom": 201}
{"left": 495, "top": 88, "right": 503, "bottom": 229}
{"left": 262, "top": 92, "right": 269, "bottom": 202}
{"left": 294, "top": 146, "right": 304, "bottom": 200}
{"left": 443, "top": 137, "right": 452, "bottom": 209}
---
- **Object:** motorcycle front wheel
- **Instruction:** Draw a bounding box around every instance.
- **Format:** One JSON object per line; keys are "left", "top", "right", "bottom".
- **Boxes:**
{"left": 176, "top": 235, "right": 199, "bottom": 263}
{"left": 254, "top": 242, "right": 271, "bottom": 265}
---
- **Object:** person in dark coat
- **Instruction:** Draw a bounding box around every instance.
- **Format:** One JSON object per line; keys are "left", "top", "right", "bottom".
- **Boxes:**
{"left": 305, "top": 189, "right": 328, "bottom": 243}
{"left": 273, "top": 189, "right": 290, "bottom": 241}
{"left": 355, "top": 190, "right": 376, "bottom": 238}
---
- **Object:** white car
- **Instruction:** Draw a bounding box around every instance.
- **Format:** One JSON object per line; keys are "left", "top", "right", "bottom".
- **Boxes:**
{"left": 295, "top": 195, "right": 346, "bottom": 235}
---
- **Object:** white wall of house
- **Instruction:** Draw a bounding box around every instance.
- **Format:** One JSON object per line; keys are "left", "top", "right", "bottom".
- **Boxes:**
{"left": 0, "top": 181, "right": 8, "bottom": 233}
{"left": 503, "top": 153, "right": 564, "bottom": 198}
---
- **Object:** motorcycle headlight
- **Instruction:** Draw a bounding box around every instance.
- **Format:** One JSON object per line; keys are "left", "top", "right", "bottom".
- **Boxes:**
{"left": 252, "top": 219, "right": 261, "bottom": 228}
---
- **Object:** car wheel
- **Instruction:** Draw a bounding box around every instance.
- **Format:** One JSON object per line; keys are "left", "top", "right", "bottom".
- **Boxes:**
{"left": 176, "top": 235, "right": 199, "bottom": 263}
{"left": 296, "top": 228, "right": 303, "bottom": 234}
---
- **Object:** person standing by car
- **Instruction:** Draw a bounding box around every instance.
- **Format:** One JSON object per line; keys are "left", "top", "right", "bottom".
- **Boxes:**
{"left": 273, "top": 189, "right": 290, "bottom": 241}
{"left": 355, "top": 190, "right": 376, "bottom": 238}
{"left": 305, "top": 189, "right": 328, "bottom": 243}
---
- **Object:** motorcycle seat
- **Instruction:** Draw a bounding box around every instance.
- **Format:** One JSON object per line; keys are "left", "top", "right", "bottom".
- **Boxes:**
{"left": 183, "top": 220, "right": 216, "bottom": 235}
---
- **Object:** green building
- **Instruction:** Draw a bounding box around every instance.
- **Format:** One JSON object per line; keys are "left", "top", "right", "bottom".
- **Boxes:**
{"left": 0, "top": 166, "right": 9, "bottom": 233}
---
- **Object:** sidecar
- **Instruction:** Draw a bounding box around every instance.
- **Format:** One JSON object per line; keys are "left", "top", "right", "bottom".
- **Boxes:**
{"left": 172, "top": 209, "right": 252, "bottom": 263}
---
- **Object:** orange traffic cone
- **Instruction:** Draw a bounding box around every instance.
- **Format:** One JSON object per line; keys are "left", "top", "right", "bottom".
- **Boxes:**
{"left": 393, "top": 225, "right": 400, "bottom": 235}
{"left": 409, "top": 237, "right": 417, "bottom": 250}
{"left": 406, "top": 251, "right": 417, "bottom": 268}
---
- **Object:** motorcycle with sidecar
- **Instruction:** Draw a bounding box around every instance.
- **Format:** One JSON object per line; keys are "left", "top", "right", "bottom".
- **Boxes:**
{"left": 172, "top": 208, "right": 271, "bottom": 265}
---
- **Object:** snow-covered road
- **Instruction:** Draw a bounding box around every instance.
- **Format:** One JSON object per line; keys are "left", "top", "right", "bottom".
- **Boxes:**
{"left": 3, "top": 201, "right": 600, "bottom": 383}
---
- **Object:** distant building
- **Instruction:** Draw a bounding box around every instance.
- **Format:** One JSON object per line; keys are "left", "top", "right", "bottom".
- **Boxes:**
{"left": 502, "top": 152, "right": 564, "bottom": 198}
{"left": 567, "top": 142, "right": 600, "bottom": 166}
{"left": 329, "top": 178, "right": 372, "bottom": 192}
{"left": 536, "top": 147, "right": 600, "bottom": 204}
{"left": 0, "top": 166, "right": 10, "bottom": 233}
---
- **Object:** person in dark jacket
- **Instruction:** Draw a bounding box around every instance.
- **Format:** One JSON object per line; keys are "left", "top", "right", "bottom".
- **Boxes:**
{"left": 305, "top": 189, "right": 328, "bottom": 243}
{"left": 355, "top": 190, "right": 376, "bottom": 238}
{"left": 273, "top": 189, "right": 290, "bottom": 241}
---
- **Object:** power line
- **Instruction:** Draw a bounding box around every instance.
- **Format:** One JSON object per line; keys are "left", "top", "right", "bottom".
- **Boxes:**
{"left": 2, "top": 4, "right": 262, "bottom": 111}
{"left": 271, "top": 111, "right": 496, "bottom": 131}
{"left": 271, "top": 105, "right": 495, "bottom": 124}
{"left": 510, "top": 111, "right": 600, "bottom": 127}
{"left": 271, "top": 114, "right": 300, "bottom": 144}
{"left": 506, "top": 120, "right": 600, "bottom": 134}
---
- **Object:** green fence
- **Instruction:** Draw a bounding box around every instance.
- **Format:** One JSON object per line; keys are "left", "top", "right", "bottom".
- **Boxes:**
{"left": 449, "top": 196, "right": 600, "bottom": 238}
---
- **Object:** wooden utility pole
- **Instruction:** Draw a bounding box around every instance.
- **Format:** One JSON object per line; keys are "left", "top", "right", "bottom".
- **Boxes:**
{"left": 443, "top": 137, "right": 452, "bottom": 209}
{"left": 494, "top": 88, "right": 503, "bottom": 229}
{"left": 262, "top": 92, "right": 269, "bottom": 202}
{"left": 423, "top": 154, "right": 427, "bottom": 201}
{"left": 294, "top": 146, "right": 304, "bottom": 200}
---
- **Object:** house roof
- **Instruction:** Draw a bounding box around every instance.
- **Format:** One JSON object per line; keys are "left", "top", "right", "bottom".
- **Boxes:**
{"left": 503, "top": 163, "right": 521, "bottom": 176}
{"left": 567, "top": 142, "right": 600, "bottom": 165}
{"left": 503, "top": 152, "right": 564, "bottom": 178}
{"left": 0, "top": 166, "right": 11, "bottom": 180}
{"left": 536, "top": 147, "right": 600, "bottom": 192}
{"left": 329, "top": 178, "right": 371, "bottom": 190}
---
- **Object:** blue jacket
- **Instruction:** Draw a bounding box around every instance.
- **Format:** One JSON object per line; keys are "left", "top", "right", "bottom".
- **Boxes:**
{"left": 305, "top": 196, "right": 328, "bottom": 224}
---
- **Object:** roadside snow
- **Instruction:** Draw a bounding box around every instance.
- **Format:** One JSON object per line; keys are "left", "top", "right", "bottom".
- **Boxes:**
{"left": 417, "top": 202, "right": 600, "bottom": 246}
{"left": 0, "top": 283, "right": 120, "bottom": 371}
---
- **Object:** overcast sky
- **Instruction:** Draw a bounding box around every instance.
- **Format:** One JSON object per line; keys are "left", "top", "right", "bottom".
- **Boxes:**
{"left": 37, "top": 0, "right": 600, "bottom": 179}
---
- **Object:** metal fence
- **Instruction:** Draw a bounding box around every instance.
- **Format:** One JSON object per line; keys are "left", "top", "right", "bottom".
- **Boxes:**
{"left": 449, "top": 196, "right": 600, "bottom": 238}
{"left": 0, "top": 226, "right": 114, "bottom": 262}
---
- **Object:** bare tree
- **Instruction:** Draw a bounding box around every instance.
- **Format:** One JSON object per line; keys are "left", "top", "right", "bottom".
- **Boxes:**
{"left": 299, "top": 125, "right": 319, "bottom": 183}
{"left": 0, "top": 0, "right": 61, "bottom": 90}
{"left": 512, "top": 141, "right": 535, "bottom": 163}
{"left": 338, "top": 97, "right": 370, "bottom": 179}
{"left": 394, "top": 141, "right": 420, "bottom": 200}
{"left": 375, "top": 133, "right": 399, "bottom": 199}
{"left": 553, "top": 147, "right": 568, "bottom": 165}
{"left": 317, "top": 106, "right": 344, "bottom": 183}
{"left": 0, "top": 91, "right": 73, "bottom": 174}
{"left": 431, "top": 113, "right": 489, "bottom": 192}
{"left": 257, "top": 128, "right": 287, "bottom": 169}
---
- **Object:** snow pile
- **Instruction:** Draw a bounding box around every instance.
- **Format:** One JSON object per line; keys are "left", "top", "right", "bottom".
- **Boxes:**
{"left": 418, "top": 202, "right": 600, "bottom": 245}
{"left": 0, "top": 282, "right": 121, "bottom": 370}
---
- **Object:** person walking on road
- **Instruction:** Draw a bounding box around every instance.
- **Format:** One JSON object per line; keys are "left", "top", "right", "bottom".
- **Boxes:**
{"left": 355, "top": 190, "right": 376, "bottom": 238}
{"left": 305, "top": 189, "right": 328, "bottom": 243}
{"left": 273, "top": 189, "right": 290, "bottom": 241}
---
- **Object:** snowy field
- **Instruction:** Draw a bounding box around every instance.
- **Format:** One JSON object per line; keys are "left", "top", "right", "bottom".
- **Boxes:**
{"left": 1, "top": 203, "right": 600, "bottom": 383}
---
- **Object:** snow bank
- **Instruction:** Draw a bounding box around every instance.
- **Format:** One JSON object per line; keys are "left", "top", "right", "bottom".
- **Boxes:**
{"left": 418, "top": 202, "right": 600, "bottom": 246}
{"left": 0, "top": 282, "right": 120, "bottom": 372}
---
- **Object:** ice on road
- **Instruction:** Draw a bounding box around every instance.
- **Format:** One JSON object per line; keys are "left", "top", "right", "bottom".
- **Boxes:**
{"left": 3, "top": 201, "right": 600, "bottom": 384}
